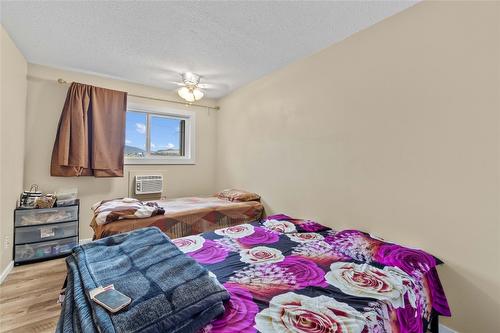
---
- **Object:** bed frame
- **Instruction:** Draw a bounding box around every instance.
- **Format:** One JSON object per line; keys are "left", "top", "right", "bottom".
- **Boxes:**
{"left": 429, "top": 313, "right": 440, "bottom": 333}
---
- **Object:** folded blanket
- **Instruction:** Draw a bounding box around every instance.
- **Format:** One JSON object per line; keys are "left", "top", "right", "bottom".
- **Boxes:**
{"left": 57, "top": 227, "right": 230, "bottom": 333}
{"left": 92, "top": 198, "right": 165, "bottom": 225}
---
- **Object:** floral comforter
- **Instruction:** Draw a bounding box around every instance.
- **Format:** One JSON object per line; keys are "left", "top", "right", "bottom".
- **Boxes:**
{"left": 172, "top": 214, "right": 451, "bottom": 333}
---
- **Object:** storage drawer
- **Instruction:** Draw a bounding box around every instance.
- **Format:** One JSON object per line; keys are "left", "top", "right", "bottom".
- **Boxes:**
{"left": 15, "top": 206, "right": 78, "bottom": 226}
{"left": 15, "top": 221, "right": 78, "bottom": 244}
{"left": 14, "top": 237, "right": 78, "bottom": 263}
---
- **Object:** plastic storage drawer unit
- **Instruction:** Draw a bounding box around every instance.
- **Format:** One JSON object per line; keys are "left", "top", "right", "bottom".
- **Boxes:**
{"left": 13, "top": 200, "right": 79, "bottom": 265}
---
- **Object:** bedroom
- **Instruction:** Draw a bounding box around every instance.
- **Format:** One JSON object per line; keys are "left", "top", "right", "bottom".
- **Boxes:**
{"left": 0, "top": 1, "right": 498, "bottom": 333}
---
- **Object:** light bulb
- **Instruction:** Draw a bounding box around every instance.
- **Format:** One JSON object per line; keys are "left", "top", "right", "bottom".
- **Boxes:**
{"left": 192, "top": 87, "right": 204, "bottom": 101}
{"left": 178, "top": 86, "right": 195, "bottom": 102}
{"left": 178, "top": 86, "right": 204, "bottom": 102}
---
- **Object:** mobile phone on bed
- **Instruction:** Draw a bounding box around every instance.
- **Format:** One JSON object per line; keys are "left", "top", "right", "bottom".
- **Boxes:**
{"left": 92, "top": 288, "right": 131, "bottom": 313}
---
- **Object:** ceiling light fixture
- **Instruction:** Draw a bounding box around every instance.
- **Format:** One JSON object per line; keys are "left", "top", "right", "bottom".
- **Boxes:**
{"left": 177, "top": 72, "right": 204, "bottom": 102}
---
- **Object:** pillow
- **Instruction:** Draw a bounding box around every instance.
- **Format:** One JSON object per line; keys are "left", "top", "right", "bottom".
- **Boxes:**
{"left": 261, "top": 214, "right": 331, "bottom": 233}
{"left": 215, "top": 189, "right": 261, "bottom": 202}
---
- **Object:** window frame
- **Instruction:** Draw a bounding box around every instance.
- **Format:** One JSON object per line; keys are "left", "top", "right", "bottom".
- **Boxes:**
{"left": 124, "top": 101, "right": 196, "bottom": 165}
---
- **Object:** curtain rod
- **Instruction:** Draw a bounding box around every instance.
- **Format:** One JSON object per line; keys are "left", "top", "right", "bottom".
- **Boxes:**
{"left": 27, "top": 75, "right": 220, "bottom": 110}
{"left": 56, "top": 78, "right": 220, "bottom": 111}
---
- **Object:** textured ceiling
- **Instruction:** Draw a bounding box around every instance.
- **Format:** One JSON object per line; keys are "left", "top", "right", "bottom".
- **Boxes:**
{"left": 0, "top": 1, "right": 417, "bottom": 98}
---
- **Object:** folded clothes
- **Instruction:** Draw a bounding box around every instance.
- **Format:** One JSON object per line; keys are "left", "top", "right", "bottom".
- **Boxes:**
{"left": 91, "top": 198, "right": 165, "bottom": 225}
{"left": 57, "top": 227, "right": 230, "bottom": 333}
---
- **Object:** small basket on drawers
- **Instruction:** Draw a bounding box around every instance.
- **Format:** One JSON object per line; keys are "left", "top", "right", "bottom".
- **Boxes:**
{"left": 13, "top": 200, "right": 79, "bottom": 265}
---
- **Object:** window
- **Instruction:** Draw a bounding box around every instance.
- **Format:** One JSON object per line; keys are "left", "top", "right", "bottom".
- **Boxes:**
{"left": 124, "top": 102, "right": 195, "bottom": 164}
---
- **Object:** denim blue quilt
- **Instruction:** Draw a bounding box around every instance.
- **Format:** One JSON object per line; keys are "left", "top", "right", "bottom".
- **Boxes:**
{"left": 57, "top": 227, "right": 229, "bottom": 333}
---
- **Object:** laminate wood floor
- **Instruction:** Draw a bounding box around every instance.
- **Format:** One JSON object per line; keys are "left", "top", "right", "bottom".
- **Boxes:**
{"left": 0, "top": 258, "right": 66, "bottom": 333}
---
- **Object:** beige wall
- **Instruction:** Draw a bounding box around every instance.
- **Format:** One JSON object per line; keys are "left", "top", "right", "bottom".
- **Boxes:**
{"left": 0, "top": 26, "right": 28, "bottom": 273}
{"left": 25, "top": 64, "right": 218, "bottom": 241}
{"left": 216, "top": 2, "right": 500, "bottom": 332}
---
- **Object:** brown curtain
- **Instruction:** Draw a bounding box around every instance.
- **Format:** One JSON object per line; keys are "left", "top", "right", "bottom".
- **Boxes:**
{"left": 51, "top": 82, "right": 127, "bottom": 177}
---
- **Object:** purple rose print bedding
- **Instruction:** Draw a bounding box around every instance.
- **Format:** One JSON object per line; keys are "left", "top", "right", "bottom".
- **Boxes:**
{"left": 172, "top": 214, "right": 451, "bottom": 333}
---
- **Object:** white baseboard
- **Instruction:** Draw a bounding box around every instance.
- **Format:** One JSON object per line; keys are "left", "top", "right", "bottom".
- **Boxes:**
{"left": 0, "top": 260, "right": 14, "bottom": 285}
{"left": 79, "top": 238, "right": 92, "bottom": 245}
{"left": 440, "top": 324, "right": 458, "bottom": 333}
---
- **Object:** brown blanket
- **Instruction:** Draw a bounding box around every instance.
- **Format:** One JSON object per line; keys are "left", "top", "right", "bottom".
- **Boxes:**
{"left": 91, "top": 197, "right": 264, "bottom": 240}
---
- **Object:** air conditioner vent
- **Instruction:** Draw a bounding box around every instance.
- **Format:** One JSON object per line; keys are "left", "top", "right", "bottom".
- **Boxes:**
{"left": 135, "top": 175, "right": 163, "bottom": 195}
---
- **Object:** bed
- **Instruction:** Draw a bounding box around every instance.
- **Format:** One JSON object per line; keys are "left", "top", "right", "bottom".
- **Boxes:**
{"left": 172, "top": 214, "right": 451, "bottom": 333}
{"left": 91, "top": 196, "right": 264, "bottom": 240}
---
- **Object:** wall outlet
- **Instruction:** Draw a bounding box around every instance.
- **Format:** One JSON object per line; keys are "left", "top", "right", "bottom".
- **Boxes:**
{"left": 4, "top": 236, "right": 10, "bottom": 250}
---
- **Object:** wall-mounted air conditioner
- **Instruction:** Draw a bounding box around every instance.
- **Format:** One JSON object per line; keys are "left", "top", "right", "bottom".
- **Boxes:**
{"left": 135, "top": 175, "right": 163, "bottom": 195}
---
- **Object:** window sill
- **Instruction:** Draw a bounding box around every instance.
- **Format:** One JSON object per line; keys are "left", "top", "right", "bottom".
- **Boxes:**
{"left": 124, "top": 158, "right": 196, "bottom": 165}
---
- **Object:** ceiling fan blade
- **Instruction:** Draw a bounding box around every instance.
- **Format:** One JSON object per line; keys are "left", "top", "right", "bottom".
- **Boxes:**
{"left": 164, "top": 81, "right": 186, "bottom": 87}
{"left": 197, "top": 83, "right": 227, "bottom": 90}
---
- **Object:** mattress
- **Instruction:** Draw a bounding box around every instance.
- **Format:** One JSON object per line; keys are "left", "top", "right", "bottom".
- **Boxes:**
{"left": 91, "top": 196, "right": 263, "bottom": 240}
{"left": 174, "top": 216, "right": 451, "bottom": 333}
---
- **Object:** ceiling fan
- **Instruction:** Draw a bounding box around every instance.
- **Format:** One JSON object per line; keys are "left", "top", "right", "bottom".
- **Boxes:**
{"left": 176, "top": 72, "right": 205, "bottom": 102}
